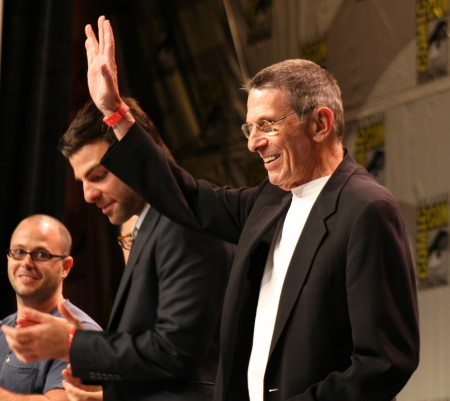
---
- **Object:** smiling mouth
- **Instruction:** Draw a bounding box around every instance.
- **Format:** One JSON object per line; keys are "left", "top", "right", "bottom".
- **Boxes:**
{"left": 263, "top": 155, "right": 279, "bottom": 163}
{"left": 18, "top": 274, "right": 38, "bottom": 281}
{"left": 100, "top": 203, "right": 113, "bottom": 214}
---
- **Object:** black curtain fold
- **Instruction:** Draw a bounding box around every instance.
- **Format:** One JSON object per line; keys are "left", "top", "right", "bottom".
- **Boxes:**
{"left": 0, "top": 0, "right": 245, "bottom": 325}
{"left": 0, "top": 0, "right": 123, "bottom": 327}
{"left": 0, "top": 0, "right": 74, "bottom": 316}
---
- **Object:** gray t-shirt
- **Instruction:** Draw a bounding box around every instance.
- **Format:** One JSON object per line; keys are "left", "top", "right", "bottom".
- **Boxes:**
{"left": 0, "top": 300, "right": 101, "bottom": 394}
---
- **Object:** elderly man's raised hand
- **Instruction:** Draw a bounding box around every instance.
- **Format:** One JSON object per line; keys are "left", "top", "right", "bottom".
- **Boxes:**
{"left": 84, "top": 16, "right": 135, "bottom": 138}
{"left": 85, "top": 16, "right": 121, "bottom": 115}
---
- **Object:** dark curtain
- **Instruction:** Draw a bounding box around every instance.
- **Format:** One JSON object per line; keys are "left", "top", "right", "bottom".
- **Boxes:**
{"left": 0, "top": 0, "right": 74, "bottom": 316}
{"left": 0, "top": 0, "right": 123, "bottom": 328}
{"left": 0, "top": 0, "right": 250, "bottom": 326}
{"left": 106, "top": 0, "right": 254, "bottom": 184}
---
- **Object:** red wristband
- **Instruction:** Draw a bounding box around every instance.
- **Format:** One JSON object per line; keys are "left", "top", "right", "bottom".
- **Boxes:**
{"left": 68, "top": 328, "right": 77, "bottom": 349}
{"left": 103, "top": 102, "right": 130, "bottom": 127}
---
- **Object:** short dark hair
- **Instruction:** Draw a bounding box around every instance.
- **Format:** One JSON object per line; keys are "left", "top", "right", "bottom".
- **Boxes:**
{"left": 244, "top": 59, "right": 345, "bottom": 141}
{"left": 59, "top": 97, "right": 174, "bottom": 160}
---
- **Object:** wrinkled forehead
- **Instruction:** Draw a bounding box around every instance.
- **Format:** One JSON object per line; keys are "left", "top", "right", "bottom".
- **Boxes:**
{"left": 246, "top": 87, "right": 291, "bottom": 121}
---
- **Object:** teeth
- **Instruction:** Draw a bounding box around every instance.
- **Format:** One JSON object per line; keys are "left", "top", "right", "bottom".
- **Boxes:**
{"left": 263, "top": 155, "right": 278, "bottom": 163}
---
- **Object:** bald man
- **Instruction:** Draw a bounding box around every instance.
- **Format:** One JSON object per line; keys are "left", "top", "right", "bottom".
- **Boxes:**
{"left": 0, "top": 215, "right": 101, "bottom": 401}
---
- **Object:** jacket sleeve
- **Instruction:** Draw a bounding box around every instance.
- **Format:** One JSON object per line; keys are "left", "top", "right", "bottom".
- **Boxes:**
{"left": 292, "top": 195, "right": 420, "bottom": 401}
{"left": 70, "top": 220, "right": 234, "bottom": 382}
{"left": 101, "top": 122, "right": 261, "bottom": 245}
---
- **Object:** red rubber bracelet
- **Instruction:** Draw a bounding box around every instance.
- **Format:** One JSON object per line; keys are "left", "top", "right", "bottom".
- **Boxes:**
{"left": 103, "top": 102, "right": 130, "bottom": 127}
{"left": 68, "top": 328, "right": 77, "bottom": 349}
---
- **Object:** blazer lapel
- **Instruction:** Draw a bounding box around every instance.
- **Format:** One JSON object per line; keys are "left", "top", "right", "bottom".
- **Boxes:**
{"left": 268, "top": 202, "right": 331, "bottom": 354}
{"left": 247, "top": 198, "right": 291, "bottom": 249}
{"left": 269, "top": 152, "right": 359, "bottom": 356}
{"left": 220, "top": 186, "right": 292, "bottom": 373}
{"left": 107, "top": 208, "right": 161, "bottom": 330}
{"left": 235, "top": 188, "right": 292, "bottom": 278}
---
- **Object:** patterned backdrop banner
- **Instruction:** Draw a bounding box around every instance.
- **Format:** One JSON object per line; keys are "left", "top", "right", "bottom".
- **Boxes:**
{"left": 416, "top": 0, "right": 449, "bottom": 83}
{"left": 416, "top": 195, "right": 449, "bottom": 289}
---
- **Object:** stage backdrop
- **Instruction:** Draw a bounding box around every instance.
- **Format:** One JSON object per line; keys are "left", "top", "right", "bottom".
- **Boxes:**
{"left": 217, "top": 1, "right": 449, "bottom": 400}
{"left": 1, "top": 2, "right": 449, "bottom": 398}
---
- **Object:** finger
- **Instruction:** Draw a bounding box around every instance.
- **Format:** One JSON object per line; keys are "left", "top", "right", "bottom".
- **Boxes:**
{"left": 15, "top": 317, "right": 40, "bottom": 328}
{"left": 1, "top": 325, "right": 17, "bottom": 351}
{"left": 62, "top": 365, "right": 83, "bottom": 385}
{"left": 85, "top": 24, "right": 99, "bottom": 65}
{"left": 58, "top": 302, "right": 82, "bottom": 329}
{"left": 1, "top": 326, "right": 35, "bottom": 357}
{"left": 1, "top": 324, "right": 18, "bottom": 341}
{"left": 98, "top": 15, "right": 105, "bottom": 55}
{"left": 62, "top": 364, "right": 74, "bottom": 380}
{"left": 62, "top": 380, "right": 75, "bottom": 392}
{"left": 1, "top": 324, "right": 34, "bottom": 343}
{"left": 103, "top": 19, "right": 115, "bottom": 61}
{"left": 20, "top": 307, "right": 49, "bottom": 325}
{"left": 63, "top": 380, "right": 92, "bottom": 397}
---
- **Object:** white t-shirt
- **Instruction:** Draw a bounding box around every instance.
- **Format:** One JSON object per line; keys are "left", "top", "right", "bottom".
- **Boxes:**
{"left": 247, "top": 175, "right": 330, "bottom": 401}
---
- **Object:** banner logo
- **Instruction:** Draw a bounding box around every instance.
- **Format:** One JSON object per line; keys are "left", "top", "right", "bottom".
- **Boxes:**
{"left": 416, "top": 195, "right": 449, "bottom": 289}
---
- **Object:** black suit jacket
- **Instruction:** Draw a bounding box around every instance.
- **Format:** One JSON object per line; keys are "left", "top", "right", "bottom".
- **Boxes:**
{"left": 101, "top": 123, "right": 420, "bottom": 401}
{"left": 70, "top": 205, "right": 234, "bottom": 401}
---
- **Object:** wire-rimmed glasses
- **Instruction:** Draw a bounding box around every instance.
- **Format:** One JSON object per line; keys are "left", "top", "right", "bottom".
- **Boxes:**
{"left": 241, "top": 106, "right": 317, "bottom": 139}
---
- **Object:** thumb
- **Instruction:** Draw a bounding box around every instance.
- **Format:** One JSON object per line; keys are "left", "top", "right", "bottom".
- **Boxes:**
{"left": 58, "top": 302, "right": 82, "bottom": 330}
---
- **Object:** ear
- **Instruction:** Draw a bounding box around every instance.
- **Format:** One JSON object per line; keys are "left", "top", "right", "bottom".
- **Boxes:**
{"left": 61, "top": 256, "right": 74, "bottom": 279}
{"left": 312, "top": 107, "right": 334, "bottom": 143}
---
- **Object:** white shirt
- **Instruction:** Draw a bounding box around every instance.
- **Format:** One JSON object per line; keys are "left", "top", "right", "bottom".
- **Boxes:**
{"left": 132, "top": 203, "right": 150, "bottom": 239}
{"left": 247, "top": 176, "right": 330, "bottom": 401}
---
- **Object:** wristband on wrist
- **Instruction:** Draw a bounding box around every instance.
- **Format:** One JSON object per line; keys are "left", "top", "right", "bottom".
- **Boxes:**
{"left": 103, "top": 102, "right": 130, "bottom": 127}
{"left": 68, "top": 328, "right": 77, "bottom": 349}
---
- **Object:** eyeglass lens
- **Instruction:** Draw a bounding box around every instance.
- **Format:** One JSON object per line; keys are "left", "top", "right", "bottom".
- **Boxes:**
{"left": 7, "top": 249, "right": 57, "bottom": 262}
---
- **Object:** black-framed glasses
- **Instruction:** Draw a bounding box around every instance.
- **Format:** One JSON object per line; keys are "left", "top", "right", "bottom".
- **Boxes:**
{"left": 117, "top": 233, "right": 134, "bottom": 250}
{"left": 241, "top": 106, "right": 317, "bottom": 139}
{"left": 7, "top": 248, "right": 67, "bottom": 262}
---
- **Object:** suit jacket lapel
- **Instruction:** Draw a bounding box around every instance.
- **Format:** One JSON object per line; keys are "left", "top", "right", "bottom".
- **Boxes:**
{"left": 234, "top": 188, "right": 292, "bottom": 281}
{"left": 245, "top": 195, "right": 291, "bottom": 251}
{"left": 107, "top": 208, "right": 160, "bottom": 330}
{"left": 220, "top": 186, "right": 292, "bottom": 380}
{"left": 269, "top": 152, "right": 359, "bottom": 356}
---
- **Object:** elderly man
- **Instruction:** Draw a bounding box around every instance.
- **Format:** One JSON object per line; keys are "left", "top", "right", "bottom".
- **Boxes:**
{"left": 5, "top": 16, "right": 419, "bottom": 401}
{"left": 0, "top": 214, "right": 101, "bottom": 401}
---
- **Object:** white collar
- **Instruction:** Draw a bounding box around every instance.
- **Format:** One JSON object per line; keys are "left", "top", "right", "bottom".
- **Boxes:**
{"left": 132, "top": 203, "right": 150, "bottom": 238}
{"left": 290, "top": 175, "right": 331, "bottom": 199}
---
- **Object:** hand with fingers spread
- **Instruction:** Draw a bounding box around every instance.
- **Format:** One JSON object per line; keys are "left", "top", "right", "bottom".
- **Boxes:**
{"left": 84, "top": 16, "right": 134, "bottom": 138}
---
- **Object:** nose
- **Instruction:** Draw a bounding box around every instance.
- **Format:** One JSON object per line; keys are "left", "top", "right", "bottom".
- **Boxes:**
{"left": 83, "top": 183, "right": 101, "bottom": 204}
{"left": 21, "top": 253, "right": 35, "bottom": 267}
{"left": 247, "top": 129, "right": 268, "bottom": 153}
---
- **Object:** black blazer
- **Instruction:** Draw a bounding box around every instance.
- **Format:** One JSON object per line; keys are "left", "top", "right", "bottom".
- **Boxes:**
{"left": 70, "top": 205, "right": 234, "bottom": 401}
{"left": 102, "top": 123, "right": 420, "bottom": 401}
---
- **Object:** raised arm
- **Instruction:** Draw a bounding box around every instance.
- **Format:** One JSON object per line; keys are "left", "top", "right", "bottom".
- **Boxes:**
{"left": 85, "top": 16, "right": 134, "bottom": 139}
